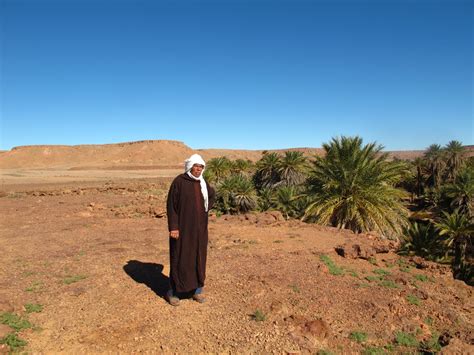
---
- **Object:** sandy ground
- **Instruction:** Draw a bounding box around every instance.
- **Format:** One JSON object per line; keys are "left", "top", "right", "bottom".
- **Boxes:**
{"left": 0, "top": 168, "right": 181, "bottom": 186}
{"left": 0, "top": 174, "right": 473, "bottom": 353}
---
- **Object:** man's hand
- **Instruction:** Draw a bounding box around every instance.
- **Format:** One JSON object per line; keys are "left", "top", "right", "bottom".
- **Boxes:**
{"left": 170, "top": 230, "right": 179, "bottom": 239}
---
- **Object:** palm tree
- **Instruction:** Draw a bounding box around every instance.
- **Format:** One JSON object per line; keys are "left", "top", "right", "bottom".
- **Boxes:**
{"left": 424, "top": 144, "right": 445, "bottom": 188}
{"left": 254, "top": 152, "right": 281, "bottom": 189}
{"left": 443, "top": 167, "right": 474, "bottom": 217}
{"left": 204, "top": 157, "right": 232, "bottom": 184}
{"left": 216, "top": 175, "right": 257, "bottom": 214}
{"left": 444, "top": 140, "right": 466, "bottom": 181}
{"left": 303, "top": 136, "right": 409, "bottom": 236}
{"left": 231, "top": 159, "right": 254, "bottom": 176}
{"left": 274, "top": 186, "right": 302, "bottom": 219}
{"left": 412, "top": 157, "right": 426, "bottom": 198}
{"left": 257, "top": 187, "right": 276, "bottom": 212}
{"left": 435, "top": 210, "right": 474, "bottom": 281}
{"left": 278, "top": 151, "right": 309, "bottom": 187}
{"left": 401, "top": 222, "right": 441, "bottom": 259}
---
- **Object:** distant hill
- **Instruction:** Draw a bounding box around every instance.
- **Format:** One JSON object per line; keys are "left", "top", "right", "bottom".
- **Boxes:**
{"left": 0, "top": 140, "right": 472, "bottom": 169}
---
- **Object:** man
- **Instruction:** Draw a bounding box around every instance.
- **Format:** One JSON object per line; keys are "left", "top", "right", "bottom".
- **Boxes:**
{"left": 166, "top": 153, "right": 215, "bottom": 306}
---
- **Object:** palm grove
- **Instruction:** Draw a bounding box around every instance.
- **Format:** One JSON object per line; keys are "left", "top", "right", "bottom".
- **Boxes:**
{"left": 203, "top": 137, "right": 473, "bottom": 285}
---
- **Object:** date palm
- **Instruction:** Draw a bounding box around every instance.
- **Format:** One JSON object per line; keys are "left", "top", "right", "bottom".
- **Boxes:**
{"left": 231, "top": 159, "right": 254, "bottom": 176}
{"left": 424, "top": 144, "right": 445, "bottom": 188}
{"left": 278, "top": 151, "right": 309, "bottom": 187}
{"left": 303, "top": 136, "right": 408, "bottom": 236}
{"left": 412, "top": 157, "right": 426, "bottom": 198}
{"left": 204, "top": 156, "right": 232, "bottom": 184}
{"left": 275, "top": 186, "right": 303, "bottom": 219}
{"left": 257, "top": 187, "right": 276, "bottom": 211}
{"left": 444, "top": 167, "right": 474, "bottom": 217}
{"left": 216, "top": 175, "right": 257, "bottom": 214}
{"left": 435, "top": 210, "right": 474, "bottom": 281}
{"left": 254, "top": 152, "right": 282, "bottom": 189}
{"left": 401, "top": 222, "right": 441, "bottom": 259}
{"left": 444, "top": 140, "right": 466, "bottom": 181}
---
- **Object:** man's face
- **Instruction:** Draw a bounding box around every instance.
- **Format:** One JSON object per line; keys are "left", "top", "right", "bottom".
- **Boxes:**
{"left": 190, "top": 164, "right": 204, "bottom": 178}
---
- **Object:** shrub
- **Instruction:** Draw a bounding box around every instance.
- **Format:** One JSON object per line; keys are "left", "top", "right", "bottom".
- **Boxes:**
{"left": 349, "top": 331, "right": 368, "bottom": 343}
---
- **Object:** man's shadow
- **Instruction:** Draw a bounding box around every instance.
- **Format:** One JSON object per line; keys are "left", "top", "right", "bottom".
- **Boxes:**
{"left": 123, "top": 260, "right": 169, "bottom": 298}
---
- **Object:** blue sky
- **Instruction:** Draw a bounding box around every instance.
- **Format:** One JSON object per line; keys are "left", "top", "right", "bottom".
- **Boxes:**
{"left": 1, "top": 0, "right": 472, "bottom": 151}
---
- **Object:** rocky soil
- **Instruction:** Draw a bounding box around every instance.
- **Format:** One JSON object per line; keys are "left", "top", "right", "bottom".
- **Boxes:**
{"left": 0, "top": 179, "right": 473, "bottom": 353}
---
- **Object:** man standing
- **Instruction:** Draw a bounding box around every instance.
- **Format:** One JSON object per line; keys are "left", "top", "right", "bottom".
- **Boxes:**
{"left": 166, "top": 154, "right": 215, "bottom": 306}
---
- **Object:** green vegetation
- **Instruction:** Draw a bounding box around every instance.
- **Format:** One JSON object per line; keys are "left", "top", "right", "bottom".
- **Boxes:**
{"left": 289, "top": 284, "right": 300, "bottom": 293}
{"left": 0, "top": 312, "right": 32, "bottom": 332}
{"left": 394, "top": 331, "right": 418, "bottom": 347}
{"left": 436, "top": 209, "right": 474, "bottom": 282}
{"left": 400, "top": 222, "right": 443, "bottom": 259}
{"left": 25, "top": 303, "right": 43, "bottom": 313}
{"left": 25, "top": 280, "right": 43, "bottom": 292}
{"left": 319, "top": 255, "right": 345, "bottom": 275}
{"left": 413, "top": 274, "right": 429, "bottom": 282}
{"left": 0, "top": 333, "right": 27, "bottom": 351}
{"left": 406, "top": 294, "right": 421, "bottom": 306}
{"left": 206, "top": 136, "right": 473, "bottom": 284}
{"left": 251, "top": 309, "right": 266, "bottom": 322}
{"left": 378, "top": 280, "right": 399, "bottom": 289}
{"left": 419, "top": 332, "right": 442, "bottom": 352}
{"left": 63, "top": 275, "right": 87, "bottom": 285}
{"left": 400, "top": 141, "right": 473, "bottom": 284}
{"left": 349, "top": 331, "right": 368, "bottom": 343}
{"left": 373, "top": 269, "right": 391, "bottom": 276}
{"left": 347, "top": 269, "right": 359, "bottom": 278}
{"left": 368, "top": 257, "right": 378, "bottom": 265}
{"left": 303, "top": 137, "right": 408, "bottom": 236}
{"left": 399, "top": 266, "right": 411, "bottom": 273}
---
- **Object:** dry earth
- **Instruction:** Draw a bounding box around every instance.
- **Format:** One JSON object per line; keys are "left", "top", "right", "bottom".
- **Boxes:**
{"left": 5, "top": 139, "right": 469, "bottom": 171}
{"left": 1, "top": 176, "right": 473, "bottom": 353}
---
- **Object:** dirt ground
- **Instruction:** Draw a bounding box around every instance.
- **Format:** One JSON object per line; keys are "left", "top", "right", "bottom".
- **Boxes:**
{"left": 1, "top": 175, "right": 473, "bottom": 353}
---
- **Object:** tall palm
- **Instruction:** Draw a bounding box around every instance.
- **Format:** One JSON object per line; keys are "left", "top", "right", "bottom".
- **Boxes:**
{"left": 204, "top": 156, "right": 232, "bottom": 184}
{"left": 231, "top": 159, "right": 254, "bottom": 176}
{"left": 412, "top": 157, "right": 426, "bottom": 198}
{"left": 444, "top": 140, "right": 466, "bottom": 181}
{"left": 275, "top": 186, "right": 302, "bottom": 220}
{"left": 254, "top": 152, "right": 282, "bottom": 189}
{"left": 443, "top": 167, "right": 474, "bottom": 217}
{"left": 435, "top": 210, "right": 474, "bottom": 281}
{"left": 424, "top": 144, "right": 445, "bottom": 188}
{"left": 217, "top": 175, "right": 257, "bottom": 214}
{"left": 278, "top": 151, "right": 309, "bottom": 187}
{"left": 303, "top": 136, "right": 409, "bottom": 236}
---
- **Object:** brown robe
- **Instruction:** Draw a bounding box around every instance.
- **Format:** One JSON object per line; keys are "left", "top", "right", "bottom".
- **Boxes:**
{"left": 166, "top": 173, "right": 215, "bottom": 293}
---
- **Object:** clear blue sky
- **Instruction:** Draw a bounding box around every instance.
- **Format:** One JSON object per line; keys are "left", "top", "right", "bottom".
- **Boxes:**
{"left": 1, "top": 0, "right": 472, "bottom": 151}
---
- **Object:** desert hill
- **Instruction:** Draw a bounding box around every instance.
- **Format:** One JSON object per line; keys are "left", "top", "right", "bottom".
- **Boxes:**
{"left": 0, "top": 140, "right": 327, "bottom": 170}
{"left": 1, "top": 140, "right": 473, "bottom": 170}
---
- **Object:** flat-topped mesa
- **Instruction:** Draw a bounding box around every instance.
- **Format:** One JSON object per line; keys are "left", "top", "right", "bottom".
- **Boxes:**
{"left": 10, "top": 139, "right": 188, "bottom": 150}
{"left": 0, "top": 140, "right": 194, "bottom": 169}
{"left": 1, "top": 140, "right": 473, "bottom": 170}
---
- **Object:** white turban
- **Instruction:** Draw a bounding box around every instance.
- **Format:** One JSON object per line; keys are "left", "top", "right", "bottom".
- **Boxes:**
{"left": 184, "top": 154, "right": 209, "bottom": 212}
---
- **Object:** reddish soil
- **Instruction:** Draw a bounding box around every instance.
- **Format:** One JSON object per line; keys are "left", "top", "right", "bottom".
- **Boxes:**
{"left": 1, "top": 178, "right": 473, "bottom": 353}
{"left": 5, "top": 139, "right": 468, "bottom": 170}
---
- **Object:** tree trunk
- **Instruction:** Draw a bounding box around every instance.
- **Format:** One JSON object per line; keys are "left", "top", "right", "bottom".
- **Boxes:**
{"left": 452, "top": 238, "right": 466, "bottom": 280}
